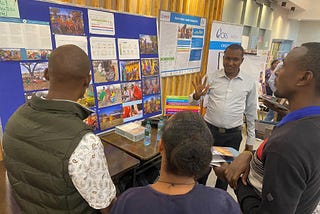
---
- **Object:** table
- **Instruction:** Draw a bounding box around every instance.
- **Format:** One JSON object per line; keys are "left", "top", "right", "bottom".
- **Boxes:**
{"left": 104, "top": 143, "right": 140, "bottom": 179}
{"left": 100, "top": 129, "right": 162, "bottom": 186}
{"left": 100, "top": 128, "right": 160, "bottom": 161}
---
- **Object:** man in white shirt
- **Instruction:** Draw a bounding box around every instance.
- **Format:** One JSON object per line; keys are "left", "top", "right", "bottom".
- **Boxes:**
{"left": 189, "top": 44, "right": 257, "bottom": 190}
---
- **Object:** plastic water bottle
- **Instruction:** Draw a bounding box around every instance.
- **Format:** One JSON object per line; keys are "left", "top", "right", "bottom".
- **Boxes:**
{"left": 144, "top": 121, "right": 152, "bottom": 146}
{"left": 157, "top": 117, "right": 164, "bottom": 142}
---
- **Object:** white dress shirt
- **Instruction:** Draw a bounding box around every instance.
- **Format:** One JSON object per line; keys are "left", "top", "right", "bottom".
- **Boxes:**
{"left": 68, "top": 132, "right": 116, "bottom": 209}
{"left": 189, "top": 69, "right": 257, "bottom": 146}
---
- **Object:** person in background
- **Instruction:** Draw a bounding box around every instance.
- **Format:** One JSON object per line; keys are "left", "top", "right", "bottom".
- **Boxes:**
{"left": 3, "top": 45, "right": 116, "bottom": 213}
{"left": 264, "top": 59, "right": 280, "bottom": 96}
{"left": 189, "top": 44, "right": 257, "bottom": 189}
{"left": 110, "top": 111, "right": 241, "bottom": 214}
{"left": 217, "top": 42, "right": 320, "bottom": 213}
{"left": 263, "top": 61, "right": 283, "bottom": 122}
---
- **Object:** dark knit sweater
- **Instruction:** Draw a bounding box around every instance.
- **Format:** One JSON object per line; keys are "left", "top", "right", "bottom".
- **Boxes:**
{"left": 236, "top": 116, "right": 320, "bottom": 214}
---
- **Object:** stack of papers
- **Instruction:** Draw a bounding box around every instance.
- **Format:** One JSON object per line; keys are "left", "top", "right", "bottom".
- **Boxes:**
{"left": 115, "top": 122, "right": 145, "bottom": 142}
{"left": 211, "top": 146, "right": 240, "bottom": 167}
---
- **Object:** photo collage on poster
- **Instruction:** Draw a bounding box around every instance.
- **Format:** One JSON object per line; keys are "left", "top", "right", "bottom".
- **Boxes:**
{"left": 13, "top": 4, "right": 161, "bottom": 133}
{"left": 139, "top": 34, "right": 161, "bottom": 118}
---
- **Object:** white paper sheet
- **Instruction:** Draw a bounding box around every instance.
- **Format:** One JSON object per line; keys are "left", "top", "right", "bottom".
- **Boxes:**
{"left": 88, "top": 9, "right": 115, "bottom": 35}
{"left": 55, "top": 34, "right": 88, "bottom": 54}
{"left": 117, "top": 38, "right": 139, "bottom": 60}
{"left": 90, "top": 37, "right": 116, "bottom": 60}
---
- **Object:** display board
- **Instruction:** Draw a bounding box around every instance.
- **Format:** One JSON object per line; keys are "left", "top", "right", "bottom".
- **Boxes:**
{"left": 0, "top": 0, "right": 161, "bottom": 133}
{"left": 159, "top": 11, "right": 206, "bottom": 77}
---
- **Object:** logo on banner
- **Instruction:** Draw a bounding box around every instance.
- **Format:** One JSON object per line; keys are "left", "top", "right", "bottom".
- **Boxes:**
{"left": 216, "top": 27, "right": 228, "bottom": 39}
{"left": 160, "top": 11, "right": 170, "bottom": 21}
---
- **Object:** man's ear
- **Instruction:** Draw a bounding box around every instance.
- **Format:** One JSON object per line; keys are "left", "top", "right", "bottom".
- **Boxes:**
{"left": 44, "top": 68, "right": 49, "bottom": 81}
{"left": 297, "top": 70, "right": 313, "bottom": 86}
{"left": 84, "top": 74, "right": 91, "bottom": 88}
{"left": 158, "top": 139, "right": 164, "bottom": 153}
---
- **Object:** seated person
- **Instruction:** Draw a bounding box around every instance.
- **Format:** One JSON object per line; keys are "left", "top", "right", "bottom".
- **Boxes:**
{"left": 110, "top": 111, "right": 241, "bottom": 214}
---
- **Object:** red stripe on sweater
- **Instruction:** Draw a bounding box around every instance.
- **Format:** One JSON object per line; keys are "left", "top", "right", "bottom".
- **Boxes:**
{"left": 257, "top": 138, "right": 268, "bottom": 160}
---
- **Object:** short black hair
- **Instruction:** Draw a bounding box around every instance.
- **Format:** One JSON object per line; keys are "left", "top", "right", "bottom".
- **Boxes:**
{"left": 161, "top": 111, "right": 213, "bottom": 178}
{"left": 300, "top": 42, "right": 320, "bottom": 94}
{"left": 271, "top": 59, "right": 279, "bottom": 66}
{"left": 224, "top": 43, "right": 244, "bottom": 57}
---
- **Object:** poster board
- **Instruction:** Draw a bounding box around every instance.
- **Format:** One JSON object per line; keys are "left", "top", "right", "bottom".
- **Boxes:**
{"left": 0, "top": 0, "right": 161, "bottom": 133}
{"left": 159, "top": 11, "right": 206, "bottom": 77}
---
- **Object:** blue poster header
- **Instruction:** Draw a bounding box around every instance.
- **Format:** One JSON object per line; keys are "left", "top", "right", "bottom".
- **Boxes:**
{"left": 209, "top": 41, "right": 241, "bottom": 50}
{"left": 0, "top": 17, "right": 49, "bottom": 25}
{"left": 170, "top": 12, "right": 201, "bottom": 26}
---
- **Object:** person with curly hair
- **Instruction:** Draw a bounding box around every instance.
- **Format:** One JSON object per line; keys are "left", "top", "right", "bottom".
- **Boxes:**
{"left": 110, "top": 111, "right": 240, "bottom": 214}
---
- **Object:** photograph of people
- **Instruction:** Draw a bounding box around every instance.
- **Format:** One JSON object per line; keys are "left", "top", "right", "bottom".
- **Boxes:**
{"left": 50, "top": 7, "right": 84, "bottom": 35}
{"left": 20, "top": 62, "right": 49, "bottom": 92}
{"left": 120, "top": 60, "right": 141, "bottom": 81}
{"left": 139, "top": 34, "right": 158, "bottom": 54}
{"left": 141, "top": 58, "right": 159, "bottom": 76}
{"left": 92, "top": 60, "right": 119, "bottom": 83}
{"left": 96, "top": 84, "right": 122, "bottom": 108}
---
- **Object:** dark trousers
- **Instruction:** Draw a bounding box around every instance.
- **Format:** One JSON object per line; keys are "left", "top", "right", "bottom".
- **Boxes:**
{"left": 197, "top": 122, "right": 242, "bottom": 190}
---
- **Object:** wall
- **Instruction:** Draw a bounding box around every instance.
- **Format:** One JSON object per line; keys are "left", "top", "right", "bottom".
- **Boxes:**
{"left": 243, "top": 0, "right": 260, "bottom": 27}
{"left": 296, "top": 21, "right": 320, "bottom": 45}
{"left": 270, "top": 6, "right": 300, "bottom": 45}
{"left": 221, "top": 0, "right": 302, "bottom": 49}
{"left": 221, "top": 0, "right": 243, "bottom": 25}
{"left": 289, "top": 0, "right": 320, "bottom": 21}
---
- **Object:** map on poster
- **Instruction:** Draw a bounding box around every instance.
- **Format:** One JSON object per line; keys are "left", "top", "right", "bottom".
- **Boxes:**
{"left": 159, "top": 11, "right": 206, "bottom": 77}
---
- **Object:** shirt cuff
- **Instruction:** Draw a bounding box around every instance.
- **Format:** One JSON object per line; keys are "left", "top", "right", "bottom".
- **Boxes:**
{"left": 188, "top": 93, "right": 200, "bottom": 105}
{"left": 246, "top": 136, "right": 255, "bottom": 146}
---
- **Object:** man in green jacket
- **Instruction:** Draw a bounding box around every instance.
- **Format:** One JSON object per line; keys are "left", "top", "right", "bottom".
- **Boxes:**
{"left": 3, "top": 45, "right": 116, "bottom": 213}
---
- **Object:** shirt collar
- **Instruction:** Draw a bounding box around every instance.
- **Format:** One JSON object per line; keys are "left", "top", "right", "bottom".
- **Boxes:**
{"left": 218, "top": 68, "right": 244, "bottom": 80}
{"left": 277, "top": 106, "right": 320, "bottom": 127}
{"left": 30, "top": 92, "right": 94, "bottom": 120}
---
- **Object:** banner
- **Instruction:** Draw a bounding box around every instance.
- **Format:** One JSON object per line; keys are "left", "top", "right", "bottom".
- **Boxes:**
{"left": 159, "top": 11, "right": 206, "bottom": 77}
{"left": 206, "top": 22, "right": 243, "bottom": 77}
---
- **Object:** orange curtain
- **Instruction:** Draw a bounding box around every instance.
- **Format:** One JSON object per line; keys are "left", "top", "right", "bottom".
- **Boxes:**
{"left": 51, "top": 0, "right": 224, "bottom": 110}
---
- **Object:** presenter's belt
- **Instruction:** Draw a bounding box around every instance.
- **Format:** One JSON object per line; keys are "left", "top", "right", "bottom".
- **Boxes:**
{"left": 211, "top": 125, "right": 242, "bottom": 133}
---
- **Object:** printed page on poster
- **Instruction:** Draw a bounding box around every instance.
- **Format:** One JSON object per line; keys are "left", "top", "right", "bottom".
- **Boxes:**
{"left": 159, "top": 11, "right": 206, "bottom": 77}
{"left": 55, "top": 34, "right": 88, "bottom": 54}
{"left": 0, "top": 19, "right": 52, "bottom": 49}
{"left": 117, "top": 38, "right": 139, "bottom": 60}
{"left": 0, "top": 18, "right": 52, "bottom": 61}
{"left": 90, "top": 37, "right": 116, "bottom": 60}
{"left": 88, "top": 9, "right": 115, "bottom": 35}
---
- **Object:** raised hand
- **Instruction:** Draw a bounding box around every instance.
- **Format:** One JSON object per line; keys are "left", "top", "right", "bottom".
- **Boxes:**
{"left": 192, "top": 74, "right": 209, "bottom": 100}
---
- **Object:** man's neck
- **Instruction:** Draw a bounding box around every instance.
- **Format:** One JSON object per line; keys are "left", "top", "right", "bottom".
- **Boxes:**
{"left": 46, "top": 91, "right": 79, "bottom": 102}
{"left": 288, "top": 93, "right": 320, "bottom": 112}
{"left": 224, "top": 69, "right": 240, "bottom": 80}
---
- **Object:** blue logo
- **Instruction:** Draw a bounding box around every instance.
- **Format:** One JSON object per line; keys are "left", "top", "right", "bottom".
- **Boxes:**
{"left": 216, "top": 28, "right": 228, "bottom": 39}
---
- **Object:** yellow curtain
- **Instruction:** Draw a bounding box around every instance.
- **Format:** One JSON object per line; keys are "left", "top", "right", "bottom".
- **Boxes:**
{"left": 51, "top": 0, "right": 224, "bottom": 111}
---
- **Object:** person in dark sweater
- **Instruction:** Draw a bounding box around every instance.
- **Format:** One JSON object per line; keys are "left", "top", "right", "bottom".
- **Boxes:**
{"left": 215, "top": 42, "right": 320, "bottom": 213}
{"left": 110, "top": 111, "right": 241, "bottom": 214}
